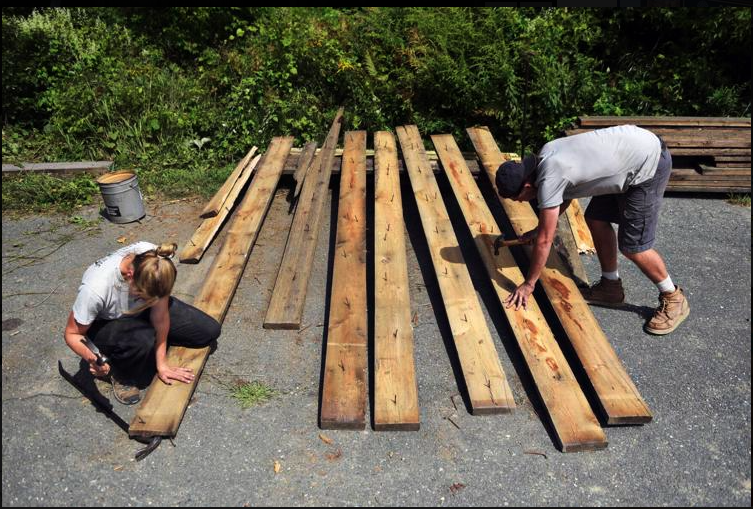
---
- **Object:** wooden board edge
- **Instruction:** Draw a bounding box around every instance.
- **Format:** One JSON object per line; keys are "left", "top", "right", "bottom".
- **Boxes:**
{"left": 373, "top": 422, "right": 421, "bottom": 432}
{"left": 262, "top": 321, "right": 301, "bottom": 330}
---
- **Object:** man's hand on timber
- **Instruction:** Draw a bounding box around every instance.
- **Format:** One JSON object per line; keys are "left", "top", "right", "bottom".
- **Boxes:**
{"left": 505, "top": 281, "right": 536, "bottom": 310}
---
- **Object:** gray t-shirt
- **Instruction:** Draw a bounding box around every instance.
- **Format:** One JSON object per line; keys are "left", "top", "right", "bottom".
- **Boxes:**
{"left": 71, "top": 241, "right": 157, "bottom": 325}
{"left": 535, "top": 125, "right": 662, "bottom": 209}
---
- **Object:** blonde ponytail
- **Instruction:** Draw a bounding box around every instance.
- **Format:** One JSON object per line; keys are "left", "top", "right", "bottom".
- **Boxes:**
{"left": 155, "top": 242, "right": 177, "bottom": 259}
{"left": 125, "top": 242, "right": 178, "bottom": 314}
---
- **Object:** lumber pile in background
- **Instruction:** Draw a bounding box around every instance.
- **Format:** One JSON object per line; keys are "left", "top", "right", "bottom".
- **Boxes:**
{"left": 567, "top": 116, "right": 751, "bottom": 193}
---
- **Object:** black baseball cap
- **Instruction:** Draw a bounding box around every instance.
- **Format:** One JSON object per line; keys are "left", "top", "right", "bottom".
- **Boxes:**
{"left": 495, "top": 154, "right": 538, "bottom": 198}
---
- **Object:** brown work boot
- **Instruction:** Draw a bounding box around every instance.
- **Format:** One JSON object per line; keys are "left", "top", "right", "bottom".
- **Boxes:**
{"left": 110, "top": 374, "right": 141, "bottom": 405}
{"left": 581, "top": 277, "right": 625, "bottom": 307}
{"left": 644, "top": 286, "right": 690, "bottom": 335}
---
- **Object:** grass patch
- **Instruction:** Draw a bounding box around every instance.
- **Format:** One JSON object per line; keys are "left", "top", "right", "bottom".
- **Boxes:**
{"left": 726, "top": 193, "right": 751, "bottom": 207}
{"left": 69, "top": 215, "right": 102, "bottom": 228}
{"left": 230, "top": 380, "right": 276, "bottom": 409}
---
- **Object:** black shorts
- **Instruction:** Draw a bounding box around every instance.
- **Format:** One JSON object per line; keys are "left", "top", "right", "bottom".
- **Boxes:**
{"left": 584, "top": 145, "right": 672, "bottom": 254}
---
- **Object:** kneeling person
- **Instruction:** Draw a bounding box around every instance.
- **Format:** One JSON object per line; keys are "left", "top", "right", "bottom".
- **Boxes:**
{"left": 63, "top": 241, "right": 221, "bottom": 404}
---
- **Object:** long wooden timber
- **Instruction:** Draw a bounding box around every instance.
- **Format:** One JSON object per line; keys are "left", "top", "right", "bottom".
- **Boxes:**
{"left": 320, "top": 131, "right": 368, "bottom": 429}
{"left": 397, "top": 125, "right": 515, "bottom": 414}
{"left": 555, "top": 213, "right": 589, "bottom": 289}
{"left": 292, "top": 142, "right": 318, "bottom": 199}
{"left": 129, "top": 136, "right": 294, "bottom": 438}
{"left": 566, "top": 128, "right": 751, "bottom": 148}
{"left": 672, "top": 168, "right": 751, "bottom": 180}
{"left": 373, "top": 131, "right": 420, "bottom": 431}
{"left": 1, "top": 160, "right": 113, "bottom": 175}
{"left": 578, "top": 116, "right": 751, "bottom": 128}
{"left": 432, "top": 134, "right": 606, "bottom": 451}
{"left": 179, "top": 154, "right": 262, "bottom": 264}
{"left": 565, "top": 199, "right": 596, "bottom": 254}
{"left": 200, "top": 146, "right": 258, "bottom": 218}
{"left": 667, "top": 147, "right": 751, "bottom": 157}
{"left": 264, "top": 108, "right": 344, "bottom": 329}
{"left": 468, "top": 126, "right": 652, "bottom": 425}
{"left": 665, "top": 167, "right": 751, "bottom": 192}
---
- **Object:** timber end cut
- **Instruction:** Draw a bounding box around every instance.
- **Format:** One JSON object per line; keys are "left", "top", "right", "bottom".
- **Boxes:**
{"left": 605, "top": 414, "right": 653, "bottom": 426}
{"left": 373, "top": 422, "right": 421, "bottom": 432}
{"left": 561, "top": 438, "right": 610, "bottom": 453}
{"left": 470, "top": 403, "right": 516, "bottom": 416}
{"left": 320, "top": 418, "right": 366, "bottom": 431}
{"left": 261, "top": 321, "right": 299, "bottom": 330}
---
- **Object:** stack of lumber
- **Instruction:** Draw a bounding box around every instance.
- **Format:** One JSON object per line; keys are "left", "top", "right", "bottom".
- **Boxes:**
{"left": 152, "top": 111, "right": 654, "bottom": 453}
{"left": 566, "top": 116, "right": 751, "bottom": 193}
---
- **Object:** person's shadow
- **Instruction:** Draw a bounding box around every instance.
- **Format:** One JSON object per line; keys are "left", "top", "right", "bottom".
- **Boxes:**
{"left": 65, "top": 358, "right": 122, "bottom": 415}
{"left": 588, "top": 302, "right": 655, "bottom": 320}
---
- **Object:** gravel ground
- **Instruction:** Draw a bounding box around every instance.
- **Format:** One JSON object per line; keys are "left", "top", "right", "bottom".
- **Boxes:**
{"left": 2, "top": 174, "right": 750, "bottom": 506}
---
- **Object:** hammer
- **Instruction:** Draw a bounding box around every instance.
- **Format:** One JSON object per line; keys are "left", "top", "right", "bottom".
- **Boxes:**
{"left": 493, "top": 233, "right": 533, "bottom": 255}
{"left": 81, "top": 337, "right": 109, "bottom": 366}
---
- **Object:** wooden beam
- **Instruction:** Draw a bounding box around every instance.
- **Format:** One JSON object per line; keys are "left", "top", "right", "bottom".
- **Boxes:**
{"left": 264, "top": 108, "right": 344, "bottom": 330}
{"left": 665, "top": 185, "right": 750, "bottom": 193}
{"left": 555, "top": 213, "right": 590, "bottom": 289}
{"left": 129, "top": 136, "right": 295, "bottom": 439}
{"left": 468, "top": 126, "right": 652, "bottom": 425}
{"left": 713, "top": 162, "right": 751, "bottom": 168}
{"left": 1, "top": 161, "right": 114, "bottom": 175}
{"left": 697, "top": 165, "right": 751, "bottom": 177}
{"left": 578, "top": 116, "right": 751, "bottom": 128}
{"left": 712, "top": 155, "right": 751, "bottom": 163}
{"left": 432, "top": 133, "right": 606, "bottom": 451}
{"left": 667, "top": 147, "right": 751, "bottom": 156}
{"left": 320, "top": 131, "right": 368, "bottom": 429}
{"left": 566, "top": 128, "right": 750, "bottom": 148}
{"left": 179, "top": 154, "right": 262, "bottom": 264}
{"left": 373, "top": 131, "right": 420, "bottom": 431}
{"left": 671, "top": 168, "right": 751, "bottom": 181}
{"left": 292, "top": 142, "right": 318, "bottom": 199}
{"left": 565, "top": 200, "right": 596, "bottom": 254}
{"left": 397, "top": 125, "right": 515, "bottom": 415}
{"left": 200, "top": 146, "right": 257, "bottom": 218}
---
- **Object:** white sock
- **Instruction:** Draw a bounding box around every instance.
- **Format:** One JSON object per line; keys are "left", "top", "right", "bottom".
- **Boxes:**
{"left": 656, "top": 275, "right": 675, "bottom": 293}
{"left": 602, "top": 270, "right": 620, "bottom": 281}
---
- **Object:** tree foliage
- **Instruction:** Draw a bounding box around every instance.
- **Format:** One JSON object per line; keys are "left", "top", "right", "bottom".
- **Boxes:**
{"left": 2, "top": 7, "right": 750, "bottom": 210}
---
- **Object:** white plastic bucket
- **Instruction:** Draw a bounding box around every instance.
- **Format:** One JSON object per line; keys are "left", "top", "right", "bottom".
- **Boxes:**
{"left": 96, "top": 170, "right": 146, "bottom": 223}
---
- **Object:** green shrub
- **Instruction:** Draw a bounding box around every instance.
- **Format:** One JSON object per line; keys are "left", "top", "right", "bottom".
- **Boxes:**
{"left": 2, "top": 7, "right": 750, "bottom": 212}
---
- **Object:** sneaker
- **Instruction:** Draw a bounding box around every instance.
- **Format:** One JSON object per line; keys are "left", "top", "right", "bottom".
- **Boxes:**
{"left": 110, "top": 375, "right": 141, "bottom": 405}
{"left": 581, "top": 277, "right": 625, "bottom": 307}
{"left": 644, "top": 285, "right": 690, "bottom": 335}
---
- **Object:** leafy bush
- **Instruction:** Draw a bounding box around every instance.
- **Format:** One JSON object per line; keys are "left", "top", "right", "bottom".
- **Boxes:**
{"left": 2, "top": 7, "right": 750, "bottom": 211}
